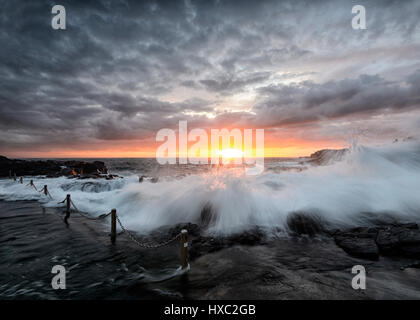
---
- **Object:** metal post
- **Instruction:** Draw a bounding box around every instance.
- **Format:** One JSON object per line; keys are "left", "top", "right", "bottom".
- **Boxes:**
{"left": 13, "top": 173, "right": 16, "bottom": 182}
{"left": 111, "top": 209, "right": 117, "bottom": 244}
{"left": 20, "top": 177, "right": 23, "bottom": 184}
{"left": 180, "top": 229, "right": 189, "bottom": 270}
{"left": 64, "top": 194, "right": 71, "bottom": 224}
{"left": 29, "top": 180, "right": 37, "bottom": 191}
{"left": 44, "top": 185, "right": 48, "bottom": 196}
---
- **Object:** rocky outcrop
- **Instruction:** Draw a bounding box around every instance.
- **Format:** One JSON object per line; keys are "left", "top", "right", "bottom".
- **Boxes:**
{"left": 334, "top": 223, "right": 420, "bottom": 260}
{"left": 143, "top": 214, "right": 420, "bottom": 262}
{"left": 286, "top": 212, "right": 325, "bottom": 236}
{"left": 63, "top": 160, "right": 107, "bottom": 175}
{"left": 376, "top": 223, "right": 420, "bottom": 258}
{"left": 200, "top": 203, "right": 216, "bottom": 228}
{"left": 334, "top": 227, "right": 380, "bottom": 260}
{"left": 189, "top": 227, "right": 267, "bottom": 260}
{"left": 0, "top": 155, "right": 110, "bottom": 178}
{"left": 138, "top": 175, "right": 159, "bottom": 183}
{"left": 155, "top": 219, "right": 420, "bottom": 262}
{"left": 146, "top": 222, "right": 267, "bottom": 260}
{"left": 308, "top": 148, "right": 348, "bottom": 165}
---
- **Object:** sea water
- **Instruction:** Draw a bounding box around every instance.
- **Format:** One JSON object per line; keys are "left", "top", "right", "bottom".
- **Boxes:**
{"left": 1, "top": 141, "right": 420, "bottom": 235}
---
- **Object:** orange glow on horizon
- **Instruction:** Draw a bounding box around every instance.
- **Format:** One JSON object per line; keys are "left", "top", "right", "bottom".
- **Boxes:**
{"left": 3, "top": 137, "right": 345, "bottom": 159}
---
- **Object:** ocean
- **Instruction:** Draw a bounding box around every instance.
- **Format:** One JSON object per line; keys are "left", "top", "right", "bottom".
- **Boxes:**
{"left": 2, "top": 141, "right": 420, "bottom": 299}
{"left": 1, "top": 141, "right": 420, "bottom": 235}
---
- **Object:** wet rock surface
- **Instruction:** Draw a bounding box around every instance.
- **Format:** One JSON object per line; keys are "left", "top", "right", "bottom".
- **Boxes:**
{"left": 307, "top": 148, "right": 349, "bottom": 165}
{"left": 286, "top": 212, "right": 326, "bottom": 236}
{"left": 147, "top": 223, "right": 267, "bottom": 260}
{"left": 1, "top": 201, "right": 420, "bottom": 299}
{"left": 334, "top": 229, "right": 379, "bottom": 260}
{"left": 333, "top": 223, "right": 420, "bottom": 260}
{"left": 376, "top": 224, "right": 420, "bottom": 258}
{"left": 152, "top": 220, "right": 420, "bottom": 263}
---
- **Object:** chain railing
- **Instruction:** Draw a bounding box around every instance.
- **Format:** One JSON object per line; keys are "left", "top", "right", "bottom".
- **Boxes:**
{"left": 9, "top": 175, "right": 190, "bottom": 271}
{"left": 68, "top": 195, "right": 189, "bottom": 269}
{"left": 37, "top": 185, "right": 53, "bottom": 199}
{"left": 116, "top": 215, "right": 182, "bottom": 249}
{"left": 26, "top": 180, "right": 38, "bottom": 191}
{"left": 69, "top": 199, "right": 112, "bottom": 220}
{"left": 69, "top": 197, "right": 181, "bottom": 248}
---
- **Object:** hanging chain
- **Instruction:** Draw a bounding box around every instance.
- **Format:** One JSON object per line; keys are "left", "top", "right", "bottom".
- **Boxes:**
{"left": 116, "top": 215, "right": 181, "bottom": 249}
{"left": 70, "top": 199, "right": 111, "bottom": 220}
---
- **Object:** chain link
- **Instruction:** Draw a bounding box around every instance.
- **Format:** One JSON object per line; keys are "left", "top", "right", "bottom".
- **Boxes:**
{"left": 116, "top": 215, "right": 181, "bottom": 249}
{"left": 70, "top": 199, "right": 112, "bottom": 220}
{"left": 37, "top": 186, "right": 53, "bottom": 199}
{"left": 69, "top": 198, "right": 181, "bottom": 249}
{"left": 17, "top": 183, "right": 184, "bottom": 251}
{"left": 26, "top": 183, "right": 38, "bottom": 191}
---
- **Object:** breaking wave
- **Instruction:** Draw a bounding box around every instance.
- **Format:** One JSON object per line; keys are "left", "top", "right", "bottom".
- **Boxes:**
{"left": 1, "top": 141, "right": 420, "bottom": 235}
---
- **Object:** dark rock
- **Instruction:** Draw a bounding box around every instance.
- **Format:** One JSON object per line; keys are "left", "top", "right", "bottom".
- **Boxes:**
{"left": 189, "top": 227, "right": 267, "bottom": 260}
{"left": 200, "top": 203, "right": 216, "bottom": 228}
{"left": 151, "top": 222, "right": 267, "bottom": 261}
{"left": 402, "top": 263, "right": 420, "bottom": 269}
{"left": 0, "top": 157, "right": 62, "bottom": 177}
{"left": 375, "top": 224, "right": 420, "bottom": 258}
{"left": 63, "top": 160, "right": 107, "bottom": 175}
{"left": 83, "top": 162, "right": 102, "bottom": 174}
{"left": 335, "top": 227, "right": 379, "bottom": 240}
{"left": 398, "top": 229, "right": 420, "bottom": 257}
{"left": 138, "top": 176, "right": 158, "bottom": 183}
{"left": 80, "top": 182, "right": 112, "bottom": 192}
{"left": 307, "top": 148, "right": 348, "bottom": 165}
{"left": 0, "top": 155, "right": 108, "bottom": 178}
{"left": 376, "top": 228, "right": 401, "bottom": 255}
{"left": 334, "top": 227, "right": 380, "bottom": 260}
{"left": 335, "top": 237, "right": 379, "bottom": 260}
{"left": 189, "top": 237, "right": 226, "bottom": 260}
{"left": 60, "top": 167, "right": 73, "bottom": 176}
{"left": 397, "top": 223, "right": 418, "bottom": 230}
{"left": 325, "top": 228, "right": 341, "bottom": 236}
{"left": 331, "top": 222, "right": 420, "bottom": 260}
{"left": 226, "top": 227, "right": 266, "bottom": 246}
{"left": 165, "top": 223, "right": 202, "bottom": 239}
{"left": 287, "top": 212, "right": 325, "bottom": 236}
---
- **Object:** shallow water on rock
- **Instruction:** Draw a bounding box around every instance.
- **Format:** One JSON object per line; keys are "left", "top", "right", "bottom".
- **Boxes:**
{"left": 1, "top": 200, "right": 420, "bottom": 299}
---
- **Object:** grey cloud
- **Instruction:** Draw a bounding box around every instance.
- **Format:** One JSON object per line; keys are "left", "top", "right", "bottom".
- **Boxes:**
{"left": 199, "top": 71, "right": 272, "bottom": 94}
{"left": 1, "top": 0, "right": 420, "bottom": 154}
{"left": 253, "top": 71, "right": 420, "bottom": 127}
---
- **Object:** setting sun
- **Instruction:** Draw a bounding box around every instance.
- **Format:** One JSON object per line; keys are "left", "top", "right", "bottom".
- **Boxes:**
{"left": 217, "top": 148, "right": 243, "bottom": 159}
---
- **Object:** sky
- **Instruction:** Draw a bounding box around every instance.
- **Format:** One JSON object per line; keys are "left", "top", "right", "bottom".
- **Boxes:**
{"left": 1, "top": 0, "right": 420, "bottom": 158}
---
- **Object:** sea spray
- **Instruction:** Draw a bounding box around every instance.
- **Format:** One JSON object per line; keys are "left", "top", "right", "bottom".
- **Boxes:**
{"left": 1, "top": 141, "right": 420, "bottom": 234}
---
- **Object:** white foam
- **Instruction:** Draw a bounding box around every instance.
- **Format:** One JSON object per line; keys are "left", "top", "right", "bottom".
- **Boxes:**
{"left": 1, "top": 141, "right": 420, "bottom": 234}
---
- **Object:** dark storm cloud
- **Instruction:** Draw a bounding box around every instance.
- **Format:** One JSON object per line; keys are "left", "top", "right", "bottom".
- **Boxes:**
{"left": 0, "top": 0, "right": 420, "bottom": 154}
{"left": 199, "top": 71, "right": 272, "bottom": 94}
{"left": 253, "top": 71, "right": 420, "bottom": 127}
